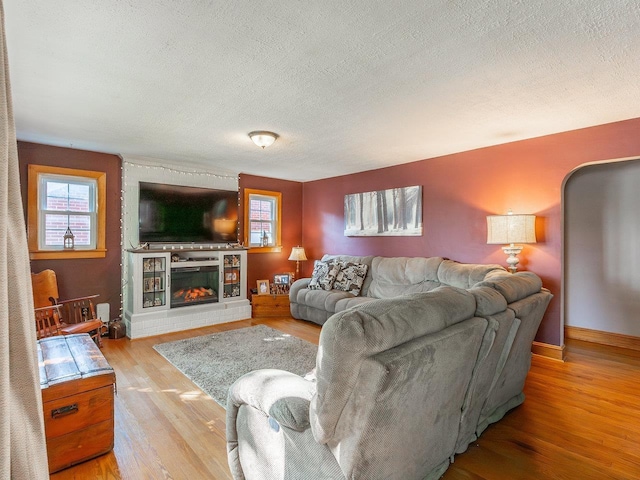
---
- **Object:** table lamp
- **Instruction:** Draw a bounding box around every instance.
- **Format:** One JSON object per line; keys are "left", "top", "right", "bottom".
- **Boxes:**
{"left": 288, "top": 246, "right": 307, "bottom": 279}
{"left": 486, "top": 211, "right": 536, "bottom": 273}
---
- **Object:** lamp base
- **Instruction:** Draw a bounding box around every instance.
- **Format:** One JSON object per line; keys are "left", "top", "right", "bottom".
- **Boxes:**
{"left": 501, "top": 245, "right": 523, "bottom": 274}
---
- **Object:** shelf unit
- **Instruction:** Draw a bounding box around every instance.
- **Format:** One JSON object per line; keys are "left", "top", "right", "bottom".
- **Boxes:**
{"left": 222, "top": 253, "right": 244, "bottom": 300}
{"left": 131, "top": 252, "right": 170, "bottom": 313}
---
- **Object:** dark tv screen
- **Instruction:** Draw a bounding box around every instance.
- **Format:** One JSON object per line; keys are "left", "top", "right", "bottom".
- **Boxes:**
{"left": 138, "top": 182, "right": 238, "bottom": 243}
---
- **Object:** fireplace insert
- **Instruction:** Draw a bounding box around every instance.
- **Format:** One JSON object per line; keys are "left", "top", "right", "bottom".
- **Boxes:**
{"left": 170, "top": 264, "right": 219, "bottom": 308}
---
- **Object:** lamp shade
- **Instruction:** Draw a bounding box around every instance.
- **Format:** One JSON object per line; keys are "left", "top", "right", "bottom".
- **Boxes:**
{"left": 288, "top": 246, "right": 307, "bottom": 261}
{"left": 487, "top": 214, "right": 536, "bottom": 245}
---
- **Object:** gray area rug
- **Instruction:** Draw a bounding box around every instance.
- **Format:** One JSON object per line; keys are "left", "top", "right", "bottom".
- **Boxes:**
{"left": 153, "top": 325, "right": 317, "bottom": 406}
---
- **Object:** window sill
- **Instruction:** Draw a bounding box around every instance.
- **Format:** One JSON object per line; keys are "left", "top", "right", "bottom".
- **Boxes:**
{"left": 248, "top": 246, "right": 283, "bottom": 254}
{"left": 29, "top": 248, "right": 107, "bottom": 260}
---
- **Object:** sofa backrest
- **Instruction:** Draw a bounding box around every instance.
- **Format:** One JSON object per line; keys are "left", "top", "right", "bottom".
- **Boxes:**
{"left": 475, "top": 269, "right": 543, "bottom": 303}
{"left": 365, "top": 257, "right": 507, "bottom": 299}
{"left": 310, "top": 286, "right": 488, "bottom": 478}
{"left": 436, "top": 259, "right": 506, "bottom": 289}
{"left": 366, "top": 256, "right": 444, "bottom": 298}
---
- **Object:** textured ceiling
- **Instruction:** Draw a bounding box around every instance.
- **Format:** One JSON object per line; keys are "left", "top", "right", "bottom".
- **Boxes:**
{"left": 4, "top": 1, "right": 640, "bottom": 181}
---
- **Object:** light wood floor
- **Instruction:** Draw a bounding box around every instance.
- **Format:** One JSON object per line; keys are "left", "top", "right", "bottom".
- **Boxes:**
{"left": 50, "top": 317, "right": 640, "bottom": 480}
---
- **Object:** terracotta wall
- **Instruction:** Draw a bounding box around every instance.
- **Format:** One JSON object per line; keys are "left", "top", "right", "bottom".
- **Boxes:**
{"left": 239, "top": 174, "right": 303, "bottom": 296}
{"left": 300, "top": 117, "right": 640, "bottom": 346}
{"left": 18, "top": 142, "right": 123, "bottom": 321}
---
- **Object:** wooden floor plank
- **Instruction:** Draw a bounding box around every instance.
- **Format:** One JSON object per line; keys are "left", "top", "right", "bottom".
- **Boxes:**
{"left": 49, "top": 319, "right": 640, "bottom": 479}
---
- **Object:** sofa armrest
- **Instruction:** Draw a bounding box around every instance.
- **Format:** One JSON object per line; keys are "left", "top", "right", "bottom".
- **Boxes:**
{"left": 476, "top": 271, "right": 543, "bottom": 304}
{"left": 468, "top": 286, "right": 508, "bottom": 316}
{"left": 226, "top": 370, "right": 317, "bottom": 480}
{"left": 227, "top": 369, "right": 316, "bottom": 435}
{"left": 290, "top": 278, "right": 311, "bottom": 303}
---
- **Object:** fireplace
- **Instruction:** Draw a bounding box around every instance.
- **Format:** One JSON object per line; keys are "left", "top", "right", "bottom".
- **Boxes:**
{"left": 170, "top": 264, "right": 219, "bottom": 308}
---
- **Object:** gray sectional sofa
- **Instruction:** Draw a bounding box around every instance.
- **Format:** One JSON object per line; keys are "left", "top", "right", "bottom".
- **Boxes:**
{"left": 227, "top": 255, "right": 552, "bottom": 479}
{"left": 290, "top": 254, "right": 513, "bottom": 324}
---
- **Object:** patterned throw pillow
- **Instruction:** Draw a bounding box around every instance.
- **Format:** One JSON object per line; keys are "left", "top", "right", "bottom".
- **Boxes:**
{"left": 333, "top": 262, "right": 369, "bottom": 296}
{"left": 308, "top": 260, "right": 341, "bottom": 290}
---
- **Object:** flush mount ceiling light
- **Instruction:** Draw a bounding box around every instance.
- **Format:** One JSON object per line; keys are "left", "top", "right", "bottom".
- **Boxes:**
{"left": 248, "top": 131, "right": 278, "bottom": 149}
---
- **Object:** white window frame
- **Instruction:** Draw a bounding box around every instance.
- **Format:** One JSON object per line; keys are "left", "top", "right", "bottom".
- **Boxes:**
{"left": 38, "top": 173, "right": 98, "bottom": 250}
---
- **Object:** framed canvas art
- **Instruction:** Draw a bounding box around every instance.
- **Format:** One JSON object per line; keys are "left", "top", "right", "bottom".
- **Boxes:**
{"left": 344, "top": 185, "right": 422, "bottom": 237}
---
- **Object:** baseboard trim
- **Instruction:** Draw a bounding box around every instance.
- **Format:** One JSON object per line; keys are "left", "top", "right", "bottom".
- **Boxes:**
{"left": 532, "top": 341, "right": 565, "bottom": 361}
{"left": 565, "top": 326, "right": 640, "bottom": 352}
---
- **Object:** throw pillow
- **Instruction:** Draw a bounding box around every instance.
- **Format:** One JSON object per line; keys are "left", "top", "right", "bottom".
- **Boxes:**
{"left": 308, "top": 260, "right": 341, "bottom": 290}
{"left": 333, "top": 262, "right": 369, "bottom": 296}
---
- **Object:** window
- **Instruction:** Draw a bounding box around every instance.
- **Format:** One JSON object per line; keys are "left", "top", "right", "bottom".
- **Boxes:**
{"left": 28, "top": 165, "right": 106, "bottom": 259}
{"left": 39, "top": 175, "right": 96, "bottom": 248}
{"left": 243, "top": 188, "right": 282, "bottom": 253}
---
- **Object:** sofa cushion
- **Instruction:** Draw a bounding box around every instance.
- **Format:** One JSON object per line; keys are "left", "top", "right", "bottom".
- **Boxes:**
{"left": 367, "top": 256, "right": 444, "bottom": 298}
{"left": 334, "top": 295, "right": 376, "bottom": 312}
{"left": 302, "top": 288, "right": 355, "bottom": 313}
{"left": 308, "top": 260, "right": 341, "bottom": 291}
{"left": 333, "top": 261, "right": 369, "bottom": 296}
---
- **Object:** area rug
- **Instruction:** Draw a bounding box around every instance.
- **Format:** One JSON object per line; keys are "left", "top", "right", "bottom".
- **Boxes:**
{"left": 153, "top": 325, "right": 317, "bottom": 407}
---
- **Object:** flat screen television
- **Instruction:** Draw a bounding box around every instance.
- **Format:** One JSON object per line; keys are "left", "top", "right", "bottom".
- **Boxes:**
{"left": 138, "top": 182, "right": 239, "bottom": 244}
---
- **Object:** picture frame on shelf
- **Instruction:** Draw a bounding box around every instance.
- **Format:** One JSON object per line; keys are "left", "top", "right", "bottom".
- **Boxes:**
{"left": 273, "top": 273, "right": 291, "bottom": 285}
{"left": 271, "top": 273, "right": 291, "bottom": 295}
{"left": 143, "top": 278, "right": 154, "bottom": 293}
{"left": 257, "top": 279, "right": 270, "bottom": 295}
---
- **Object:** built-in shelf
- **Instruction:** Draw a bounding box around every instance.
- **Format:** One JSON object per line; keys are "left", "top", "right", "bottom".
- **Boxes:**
{"left": 124, "top": 248, "right": 249, "bottom": 338}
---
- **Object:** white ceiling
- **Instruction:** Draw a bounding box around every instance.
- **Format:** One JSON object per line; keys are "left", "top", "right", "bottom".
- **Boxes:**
{"left": 4, "top": 1, "right": 640, "bottom": 182}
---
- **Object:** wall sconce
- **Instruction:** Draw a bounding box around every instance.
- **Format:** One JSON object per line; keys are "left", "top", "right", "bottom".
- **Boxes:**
{"left": 248, "top": 131, "right": 278, "bottom": 149}
{"left": 288, "top": 246, "right": 307, "bottom": 279}
{"left": 63, "top": 226, "right": 75, "bottom": 250}
{"left": 486, "top": 210, "right": 536, "bottom": 273}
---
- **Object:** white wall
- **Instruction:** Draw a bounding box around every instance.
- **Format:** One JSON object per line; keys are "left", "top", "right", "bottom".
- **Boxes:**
{"left": 564, "top": 158, "right": 640, "bottom": 337}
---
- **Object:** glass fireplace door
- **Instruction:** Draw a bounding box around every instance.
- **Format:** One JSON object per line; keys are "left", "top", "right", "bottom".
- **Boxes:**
{"left": 170, "top": 265, "right": 219, "bottom": 308}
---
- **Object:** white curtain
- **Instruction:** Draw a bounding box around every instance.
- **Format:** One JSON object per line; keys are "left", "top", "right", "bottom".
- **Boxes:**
{"left": 0, "top": 1, "right": 49, "bottom": 478}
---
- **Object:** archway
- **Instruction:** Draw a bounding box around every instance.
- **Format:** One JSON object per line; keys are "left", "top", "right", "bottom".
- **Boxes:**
{"left": 562, "top": 157, "right": 640, "bottom": 345}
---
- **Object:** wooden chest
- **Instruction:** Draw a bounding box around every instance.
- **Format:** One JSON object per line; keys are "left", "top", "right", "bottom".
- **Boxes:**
{"left": 252, "top": 293, "right": 291, "bottom": 317}
{"left": 38, "top": 334, "right": 116, "bottom": 473}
